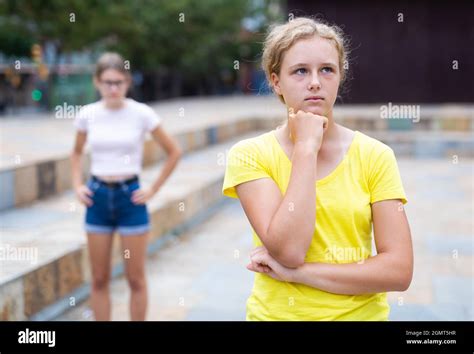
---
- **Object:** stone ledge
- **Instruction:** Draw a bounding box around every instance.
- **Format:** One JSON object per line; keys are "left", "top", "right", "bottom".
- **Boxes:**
{"left": 0, "top": 131, "right": 264, "bottom": 320}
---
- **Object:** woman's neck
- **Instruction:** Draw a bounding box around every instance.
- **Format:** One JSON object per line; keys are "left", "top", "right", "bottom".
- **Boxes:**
{"left": 102, "top": 98, "right": 126, "bottom": 110}
{"left": 282, "top": 109, "right": 341, "bottom": 147}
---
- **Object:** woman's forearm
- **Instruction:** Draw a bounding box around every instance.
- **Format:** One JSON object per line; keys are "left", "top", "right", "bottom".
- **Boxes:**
{"left": 291, "top": 253, "right": 412, "bottom": 295}
{"left": 150, "top": 151, "right": 181, "bottom": 193}
{"left": 266, "top": 142, "right": 318, "bottom": 267}
{"left": 70, "top": 152, "right": 84, "bottom": 189}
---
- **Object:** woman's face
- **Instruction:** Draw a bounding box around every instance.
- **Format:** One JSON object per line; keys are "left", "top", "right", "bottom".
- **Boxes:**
{"left": 94, "top": 68, "right": 130, "bottom": 105}
{"left": 271, "top": 35, "right": 341, "bottom": 117}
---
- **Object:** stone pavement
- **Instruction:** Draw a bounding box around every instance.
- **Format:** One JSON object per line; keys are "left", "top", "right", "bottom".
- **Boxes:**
{"left": 57, "top": 157, "right": 473, "bottom": 321}
{"left": 57, "top": 199, "right": 254, "bottom": 321}
{"left": 387, "top": 158, "right": 473, "bottom": 321}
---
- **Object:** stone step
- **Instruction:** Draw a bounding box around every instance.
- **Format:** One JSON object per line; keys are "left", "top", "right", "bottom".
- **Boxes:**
{"left": 362, "top": 130, "right": 474, "bottom": 158}
{"left": 0, "top": 130, "right": 266, "bottom": 320}
{"left": 1, "top": 97, "right": 472, "bottom": 210}
{"left": 0, "top": 116, "right": 261, "bottom": 211}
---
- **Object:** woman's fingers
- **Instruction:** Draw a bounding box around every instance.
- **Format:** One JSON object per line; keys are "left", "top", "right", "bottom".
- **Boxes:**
{"left": 76, "top": 186, "right": 93, "bottom": 206}
{"left": 250, "top": 246, "right": 265, "bottom": 257}
{"left": 81, "top": 194, "right": 93, "bottom": 207}
{"left": 247, "top": 262, "right": 271, "bottom": 273}
{"left": 322, "top": 116, "right": 329, "bottom": 129}
{"left": 84, "top": 187, "right": 93, "bottom": 197}
{"left": 249, "top": 248, "right": 266, "bottom": 271}
{"left": 250, "top": 251, "right": 273, "bottom": 273}
{"left": 131, "top": 190, "right": 145, "bottom": 204}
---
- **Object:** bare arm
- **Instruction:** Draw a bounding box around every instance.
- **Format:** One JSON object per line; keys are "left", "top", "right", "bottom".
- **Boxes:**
{"left": 234, "top": 111, "right": 327, "bottom": 268}
{"left": 236, "top": 143, "right": 318, "bottom": 268}
{"left": 71, "top": 131, "right": 87, "bottom": 188}
{"left": 249, "top": 199, "right": 414, "bottom": 295}
{"left": 148, "top": 126, "right": 182, "bottom": 194}
{"left": 70, "top": 131, "right": 93, "bottom": 206}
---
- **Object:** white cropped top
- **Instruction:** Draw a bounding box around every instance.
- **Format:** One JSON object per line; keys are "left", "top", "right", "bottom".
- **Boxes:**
{"left": 74, "top": 98, "right": 162, "bottom": 176}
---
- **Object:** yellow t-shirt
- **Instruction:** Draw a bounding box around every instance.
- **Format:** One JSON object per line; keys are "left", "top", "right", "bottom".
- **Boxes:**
{"left": 222, "top": 129, "right": 407, "bottom": 321}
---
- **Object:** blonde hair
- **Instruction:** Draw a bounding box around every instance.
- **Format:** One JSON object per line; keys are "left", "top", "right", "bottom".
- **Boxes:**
{"left": 94, "top": 52, "right": 131, "bottom": 80}
{"left": 261, "top": 17, "right": 349, "bottom": 103}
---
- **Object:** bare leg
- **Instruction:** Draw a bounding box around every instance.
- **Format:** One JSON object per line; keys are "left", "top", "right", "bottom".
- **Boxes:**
{"left": 121, "top": 232, "right": 149, "bottom": 321}
{"left": 87, "top": 232, "right": 114, "bottom": 321}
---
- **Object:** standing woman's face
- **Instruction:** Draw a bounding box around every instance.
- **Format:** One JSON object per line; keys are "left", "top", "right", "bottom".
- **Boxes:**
{"left": 271, "top": 35, "right": 341, "bottom": 117}
{"left": 94, "top": 68, "right": 131, "bottom": 106}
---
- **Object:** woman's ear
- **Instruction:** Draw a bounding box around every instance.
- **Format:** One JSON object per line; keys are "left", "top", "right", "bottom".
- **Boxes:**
{"left": 125, "top": 75, "right": 132, "bottom": 92}
{"left": 93, "top": 76, "right": 100, "bottom": 90}
{"left": 270, "top": 72, "right": 282, "bottom": 96}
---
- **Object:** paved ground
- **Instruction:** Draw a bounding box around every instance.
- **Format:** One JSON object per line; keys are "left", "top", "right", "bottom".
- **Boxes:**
{"left": 57, "top": 198, "right": 254, "bottom": 321}
{"left": 386, "top": 158, "right": 473, "bottom": 321}
{"left": 57, "top": 157, "right": 473, "bottom": 321}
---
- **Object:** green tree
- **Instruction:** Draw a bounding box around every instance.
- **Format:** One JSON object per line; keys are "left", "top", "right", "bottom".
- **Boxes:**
{"left": 0, "top": 0, "right": 283, "bottom": 97}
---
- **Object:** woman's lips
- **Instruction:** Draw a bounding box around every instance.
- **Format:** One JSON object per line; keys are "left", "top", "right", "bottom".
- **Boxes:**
{"left": 305, "top": 97, "right": 324, "bottom": 102}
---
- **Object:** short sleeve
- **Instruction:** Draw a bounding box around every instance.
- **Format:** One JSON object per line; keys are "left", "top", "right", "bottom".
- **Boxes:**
{"left": 74, "top": 106, "right": 90, "bottom": 132}
{"left": 222, "top": 140, "right": 272, "bottom": 199}
{"left": 368, "top": 145, "right": 407, "bottom": 205}
{"left": 142, "top": 105, "right": 162, "bottom": 132}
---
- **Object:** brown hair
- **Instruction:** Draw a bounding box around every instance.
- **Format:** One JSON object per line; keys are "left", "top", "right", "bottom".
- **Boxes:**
{"left": 261, "top": 17, "right": 350, "bottom": 103}
{"left": 94, "top": 52, "right": 131, "bottom": 80}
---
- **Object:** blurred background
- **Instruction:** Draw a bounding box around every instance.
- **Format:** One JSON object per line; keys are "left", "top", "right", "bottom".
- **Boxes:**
{"left": 0, "top": 0, "right": 472, "bottom": 322}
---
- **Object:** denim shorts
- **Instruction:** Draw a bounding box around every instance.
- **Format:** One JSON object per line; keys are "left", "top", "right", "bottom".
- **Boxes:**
{"left": 85, "top": 176, "right": 150, "bottom": 236}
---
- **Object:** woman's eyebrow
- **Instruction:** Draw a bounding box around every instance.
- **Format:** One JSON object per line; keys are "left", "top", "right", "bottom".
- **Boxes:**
{"left": 320, "top": 62, "right": 337, "bottom": 67}
{"left": 288, "top": 62, "right": 337, "bottom": 70}
{"left": 288, "top": 63, "right": 309, "bottom": 70}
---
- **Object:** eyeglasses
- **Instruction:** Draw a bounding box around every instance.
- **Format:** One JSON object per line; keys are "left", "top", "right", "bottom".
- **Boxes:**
{"left": 99, "top": 80, "right": 126, "bottom": 89}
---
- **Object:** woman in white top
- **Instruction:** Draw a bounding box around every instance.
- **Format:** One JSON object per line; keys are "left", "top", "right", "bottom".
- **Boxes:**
{"left": 71, "top": 52, "right": 182, "bottom": 320}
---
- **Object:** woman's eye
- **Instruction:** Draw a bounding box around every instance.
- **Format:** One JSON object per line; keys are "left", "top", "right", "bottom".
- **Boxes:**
{"left": 321, "top": 67, "right": 333, "bottom": 73}
{"left": 294, "top": 68, "right": 307, "bottom": 75}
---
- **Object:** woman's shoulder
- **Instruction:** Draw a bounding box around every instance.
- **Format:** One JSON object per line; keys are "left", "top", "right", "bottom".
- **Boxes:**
{"left": 125, "top": 98, "right": 155, "bottom": 114}
{"left": 78, "top": 100, "right": 101, "bottom": 113}
{"left": 355, "top": 130, "right": 394, "bottom": 157}
{"left": 352, "top": 130, "right": 400, "bottom": 177}
{"left": 75, "top": 101, "right": 103, "bottom": 123}
{"left": 229, "top": 130, "right": 274, "bottom": 156}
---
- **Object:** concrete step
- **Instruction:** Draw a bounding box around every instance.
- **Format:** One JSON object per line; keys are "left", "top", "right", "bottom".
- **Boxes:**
{"left": 0, "top": 130, "right": 266, "bottom": 320}
{"left": 1, "top": 97, "right": 472, "bottom": 210}
{"left": 362, "top": 130, "right": 474, "bottom": 158}
{"left": 0, "top": 115, "right": 261, "bottom": 211}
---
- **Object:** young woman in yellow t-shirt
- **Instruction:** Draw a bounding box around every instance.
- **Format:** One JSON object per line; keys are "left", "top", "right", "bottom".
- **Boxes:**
{"left": 222, "top": 17, "right": 413, "bottom": 320}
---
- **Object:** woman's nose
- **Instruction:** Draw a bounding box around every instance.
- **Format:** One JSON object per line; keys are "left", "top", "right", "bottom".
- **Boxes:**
{"left": 308, "top": 72, "right": 321, "bottom": 90}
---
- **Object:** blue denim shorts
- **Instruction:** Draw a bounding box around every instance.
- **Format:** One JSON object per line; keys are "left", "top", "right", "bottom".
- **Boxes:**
{"left": 85, "top": 176, "right": 150, "bottom": 236}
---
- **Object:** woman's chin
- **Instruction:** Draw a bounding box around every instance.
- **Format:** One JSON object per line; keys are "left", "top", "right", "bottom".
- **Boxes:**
{"left": 304, "top": 105, "right": 327, "bottom": 116}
